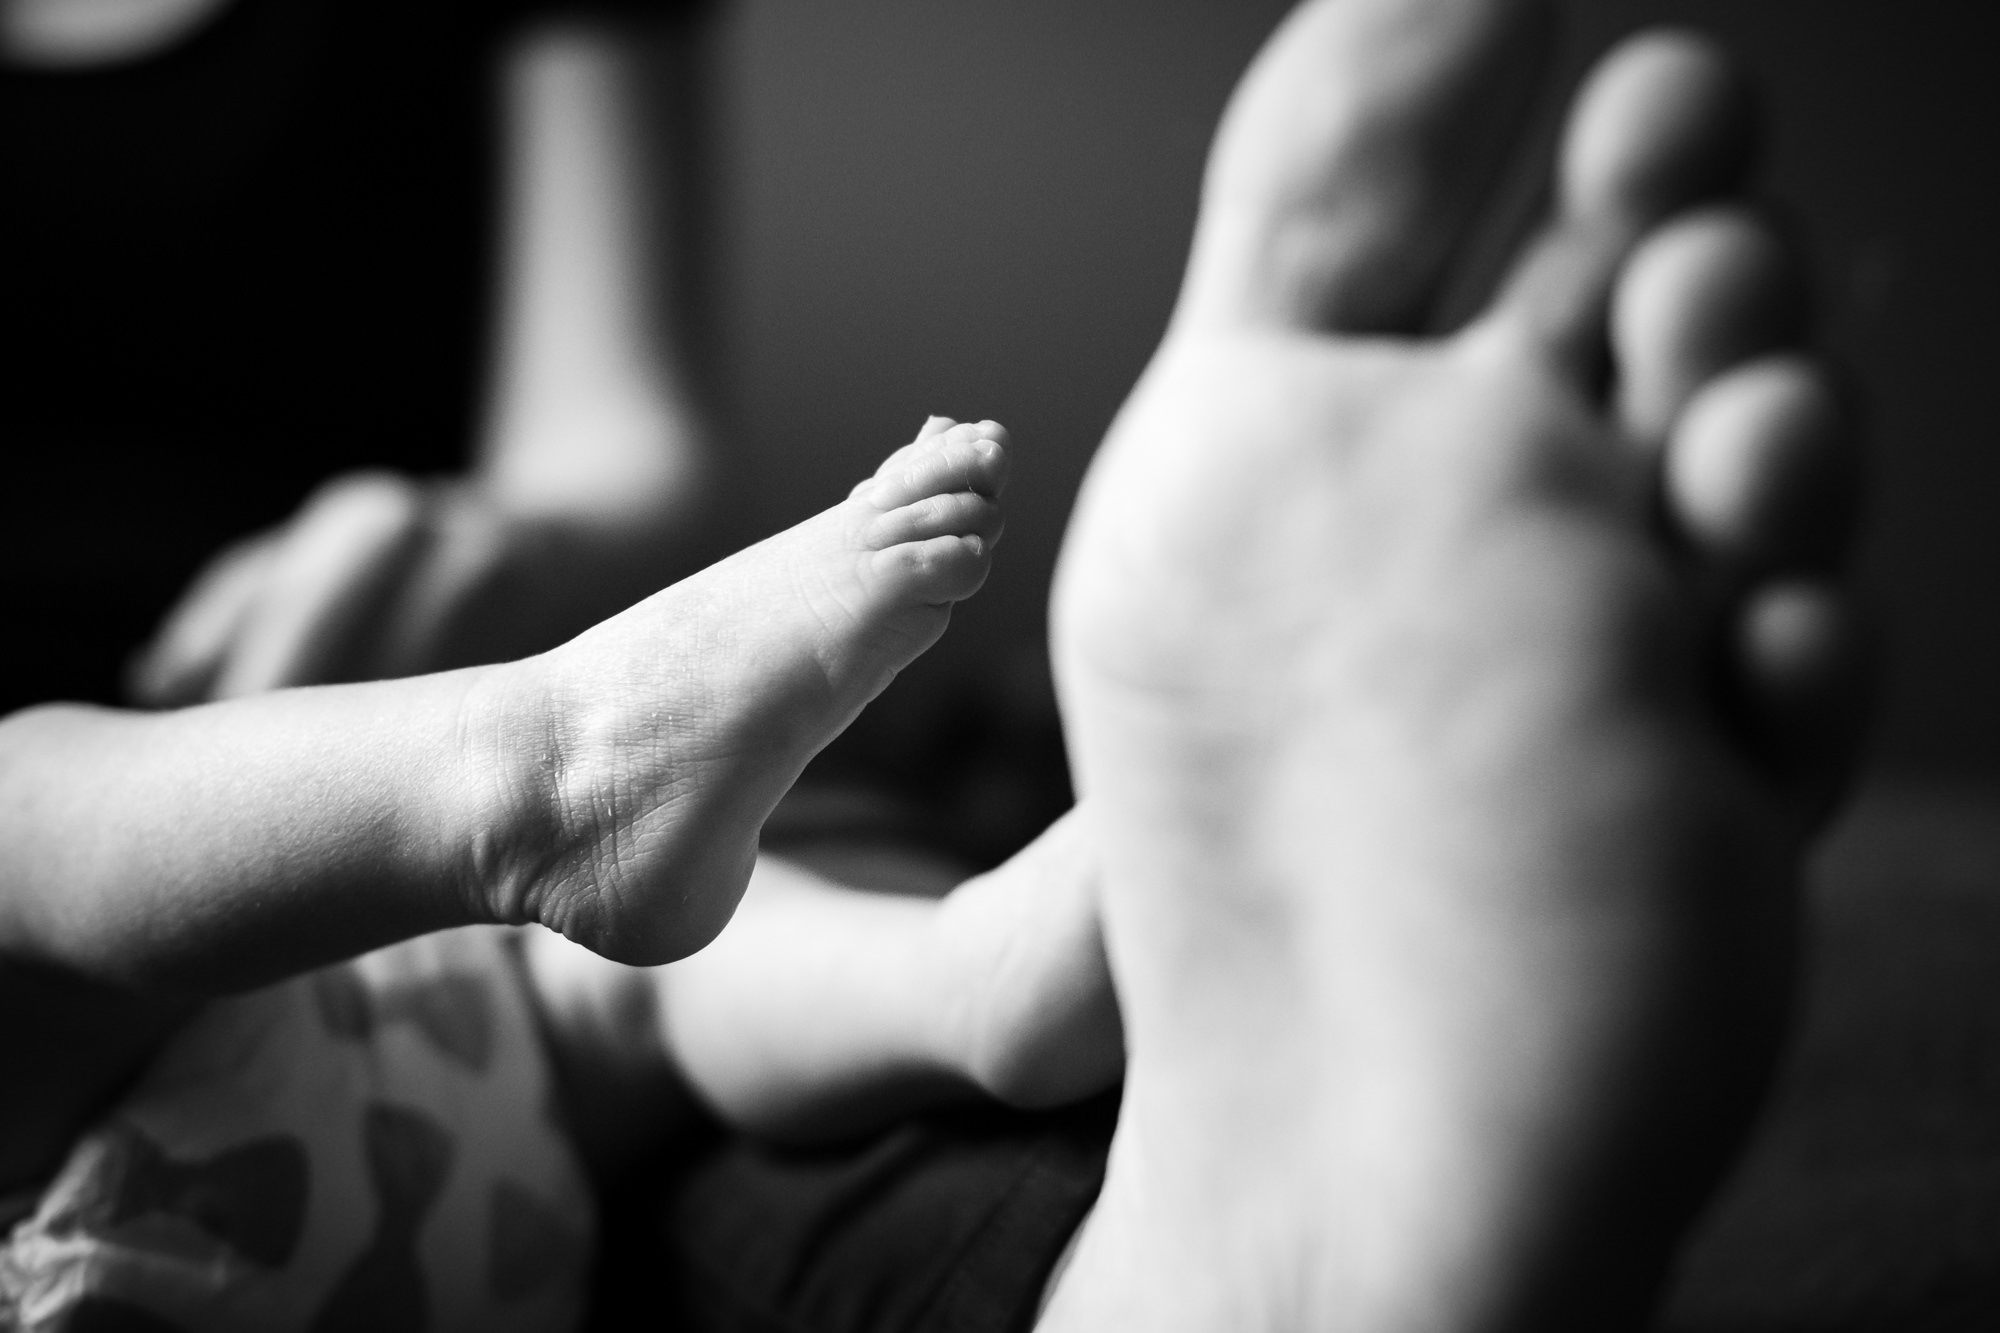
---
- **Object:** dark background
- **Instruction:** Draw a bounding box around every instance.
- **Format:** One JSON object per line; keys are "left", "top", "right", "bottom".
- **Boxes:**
{"left": 709, "top": 0, "right": 2000, "bottom": 784}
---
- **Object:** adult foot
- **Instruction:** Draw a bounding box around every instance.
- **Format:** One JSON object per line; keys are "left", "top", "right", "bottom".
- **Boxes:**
{"left": 1044, "top": 1, "right": 1862, "bottom": 1328}
{"left": 482, "top": 417, "right": 1008, "bottom": 964}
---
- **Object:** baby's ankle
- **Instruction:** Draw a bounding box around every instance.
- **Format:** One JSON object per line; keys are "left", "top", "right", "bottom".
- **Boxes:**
{"left": 447, "top": 640, "right": 761, "bottom": 965}
{"left": 439, "top": 655, "right": 577, "bottom": 935}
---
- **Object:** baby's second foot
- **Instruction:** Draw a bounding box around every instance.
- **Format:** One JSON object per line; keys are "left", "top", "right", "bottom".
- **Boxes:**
{"left": 475, "top": 418, "right": 1008, "bottom": 964}
{"left": 931, "top": 807, "right": 1123, "bottom": 1109}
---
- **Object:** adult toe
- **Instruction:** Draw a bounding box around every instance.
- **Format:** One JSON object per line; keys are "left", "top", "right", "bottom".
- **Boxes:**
{"left": 1178, "top": 0, "right": 1554, "bottom": 337}
{"left": 1484, "top": 30, "right": 1755, "bottom": 375}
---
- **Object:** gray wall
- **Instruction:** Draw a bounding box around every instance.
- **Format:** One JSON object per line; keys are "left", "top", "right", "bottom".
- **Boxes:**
{"left": 711, "top": 1, "right": 2000, "bottom": 780}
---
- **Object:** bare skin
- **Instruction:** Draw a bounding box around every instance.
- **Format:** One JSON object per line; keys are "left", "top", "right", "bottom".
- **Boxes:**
{"left": 489, "top": 416, "right": 1011, "bottom": 963}
{"left": 526, "top": 805, "right": 1119, "bottom": 1160}
{"left": 0, "top": 417, "right": 1007, "bottom": 1188}
{"left": 1041, "top": 1, "right": 1863, "bottom": 1328}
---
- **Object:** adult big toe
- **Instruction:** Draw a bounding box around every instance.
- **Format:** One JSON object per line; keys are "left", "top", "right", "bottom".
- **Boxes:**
{"left": 1177, "top": 0, "right": 1553, "bottom": 335}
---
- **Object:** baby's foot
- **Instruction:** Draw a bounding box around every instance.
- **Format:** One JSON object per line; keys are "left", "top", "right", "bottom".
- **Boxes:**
{"left": 932, "top": 807, "right": 1122, "bottom": 1109}
{"left": 1043, "top": 1, "right": 1862, "bottom": 1329}
{"left": 645, "top": 810, "right": 1118, "bottom": 1143}
{"left": 478, "top": 417, "right": 1008, "bottom": 964}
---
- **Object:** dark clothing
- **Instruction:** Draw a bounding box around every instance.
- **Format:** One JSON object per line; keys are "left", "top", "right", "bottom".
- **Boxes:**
{"left": 0, "top": 0, "right": 691, "bottom": 715}
{"left": 594, "top": 1094, "right": 1115, "bottom": 1333}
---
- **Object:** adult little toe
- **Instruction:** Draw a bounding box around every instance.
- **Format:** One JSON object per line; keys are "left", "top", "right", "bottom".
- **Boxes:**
{"left": 1666, "top": 356, "right": 1859, "bottom": 579}
{"left": 1178, "top": 0, "right": 1554, "bottom": 336}
{"left": 1731, "top": 579, "right": 1872, "bottom": 820}
{"left": 1487, "top": 30, "right": 1754, "bottom": 371}
{"left": 1612, "top": 208, "right": 1804, "bottom": 441}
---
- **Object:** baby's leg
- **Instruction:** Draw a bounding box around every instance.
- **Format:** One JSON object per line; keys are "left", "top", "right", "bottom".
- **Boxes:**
{"left": 524, "top": 810, "right": 1119, "bottom": 1150}
{"left": 1042, "top": 1, "right": 1862, "bottom": 1328}
{"left": 479, "top": 417, "right": 1008, "bottom": 965}
{"left": 0, "top": 418, "right": 1005, "bottom": 1214}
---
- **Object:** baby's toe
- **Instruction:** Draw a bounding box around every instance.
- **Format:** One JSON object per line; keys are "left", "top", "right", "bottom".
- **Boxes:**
{"left": 851, "top": 416, "right": 962, "bottom": 497}
{"left": 865, "top": 488, "right": 1004, "bottom": 552}
{"left": 868, "top": 532, "right": 994, "bottom": 606}
{"left": 865, "top": 421, "right": 1010, "bottom": 509}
